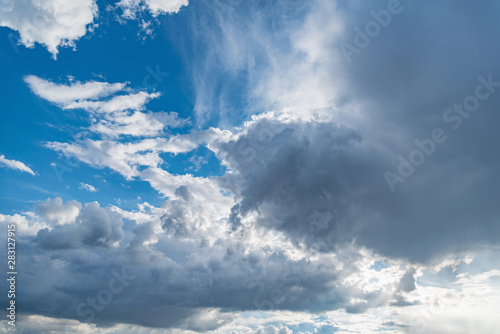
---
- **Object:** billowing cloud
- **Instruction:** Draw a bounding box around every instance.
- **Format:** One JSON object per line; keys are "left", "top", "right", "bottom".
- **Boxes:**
{"left": 211, "top": 110, "right": 500, "bottom": 263}
{"left": 1, "top": 196, "right": 498, "bottom": 333}
{"left": 0, "top": 0, "right": 98, "bottom": 57}
{"left": 0, "top": 195, "right": 416, "bottom": 331}
{"left": 35, "top": 197, "right": 82, "bottom": 226}
{"left": 36, "top": 201, "right": 124, "bottom": 249}
{"left": 184, "top": 0, "right": 500, "bottom": 263}
{"left": 0, "top": 212, "right": 47, "bottom": 236}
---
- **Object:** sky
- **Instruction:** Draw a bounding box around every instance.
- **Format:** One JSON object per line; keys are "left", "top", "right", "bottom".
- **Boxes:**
{"left": 0, "top": 0, "right": 500, "bottom": 333}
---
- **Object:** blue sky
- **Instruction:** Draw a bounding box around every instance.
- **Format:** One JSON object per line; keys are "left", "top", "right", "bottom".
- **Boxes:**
{"left": 1, "top": 1, "right": 500, "bottom": 333}
{"left": 0, "top": 2, "right": 198, "bottom": 213}
{"left": 0, "top": 1, "right": 238, "bottom": 215}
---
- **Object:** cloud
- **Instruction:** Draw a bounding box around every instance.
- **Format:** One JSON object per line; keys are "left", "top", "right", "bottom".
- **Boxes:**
{"left": 116, "top": 0, "right": 188, "bottom": 19}
{"left": 89, "top": 111, "right": 188, "bottom": 138}
{"left": 35, "top": 201, "right": 124, "bottom": 249}
{"left": 210, "top": 108, "right": 500, "bottom": 263}
{"left": 0, "top": 154, "right": 35, "bottom": 175}
{"left": 79, "top": 182, "right": 97, "bottom": 192}
{"left": 1, "top": 194, "right": 499, "bottom": 333}
{"left": 0, "top": 213, "right": 47, "bottom": 236}
{"left": 397, "top": 268, "right": 417, "bottom": 294}
{"left": 0, "top": 0, "right": 98, "bottom": 57}
{"left": 171, "top": 0, "right": 325, "bottom": 126}
{"left": 256, "top": 324, "right": 293, "bottom": 334}
{"left": 24, "top": 75, "right": 126, "bottom": 105}
{"left": 45, "top": 124, "right": 224, "bottom": 186}
{"left": 64, "top": 91, "right": 159, "bottom": 113}
{"left": 0, "top": 196, "right": 410, "bottom": 331}
{"left": 186, "top": 0, "right": 500, "bottom": 264}
{"left": 35, "top": 197, "right": 82, "bottom": 226}
{"left": 26, "top": 75, "right": 195, "bottom": 143}
{"left": 11, "top": 1, "right": 500, "bottom": 332}
{"left": 26, "top": 75, "right": 189, "bottom": 138}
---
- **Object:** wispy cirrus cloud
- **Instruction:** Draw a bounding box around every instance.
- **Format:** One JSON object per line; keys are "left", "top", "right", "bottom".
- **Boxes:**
{"left": 25, "top": 75, "right": 189, "bottom": 139}
{"left": 24, "top": 75, "right": 126, "bottom": 105}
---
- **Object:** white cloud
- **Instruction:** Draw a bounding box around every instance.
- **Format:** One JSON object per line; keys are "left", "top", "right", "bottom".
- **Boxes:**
{"left": 0, "top": 154, "right": 35, "bottom": 175}
{"left": 144, "top": 0, "right": 188, "bottom": 16}
{"left": 45, "top": 126, "right": 224, "bottom": 180}
{"left": 45, "top": 139, "right": 159, "bottom": 179}
{"left": 35, "top": 197, "right": 82, "bottom": 226}
{"left": 0, "top": 213, "right": 47, "bottom": 236}
{"left": 116, "top": 0, "right": 188, "bottom": 19}
{"left": 90, "top": 111, "right": 188, "bottom": 138}
{"left": 0, "top": 0, "right": 98, "bottom": 58}
{"left": 64, "top": 91, "right": 159, "bottom": 113}
{"left": 25, "top": 75, "right": 190, "bottom": 139}
{"left": 79, "top": 182, "right": 97, "bottom": 192}
{"left": 24, "top": 75, "right": 126, "bottom": 105}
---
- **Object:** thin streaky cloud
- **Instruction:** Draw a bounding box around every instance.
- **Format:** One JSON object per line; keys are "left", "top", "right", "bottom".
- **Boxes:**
{"left": 0, "top": 154, "right": 35, "bottom": 175}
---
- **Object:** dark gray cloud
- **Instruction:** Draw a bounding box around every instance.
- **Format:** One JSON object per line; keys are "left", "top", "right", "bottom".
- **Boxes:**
{"left": 210, "top": 0, "right": 500, "bottom": 263}
{"left": 215, "top": 111, "right": 500, "bottom": 263}
{"left": 36, "top": 202, "right": 124, "bottom": 249}
{"left": 0, "top": 194, "right": 410, "bottom": 332}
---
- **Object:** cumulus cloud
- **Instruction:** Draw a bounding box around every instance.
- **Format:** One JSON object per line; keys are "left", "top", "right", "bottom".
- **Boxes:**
{"left": 0, "top": 154, "right": 35, "bottom": 175}
{"left": 256, "top": 324, "right": 293, "bottom": 334}
{"left": 35, "top": 197, "right": 82, "bottom": 226}
{"left": 36, "top": 201, "right": 124, "bottom": 249}
{"left": 0, "top": 0, "right": 98, "bottom": 57}
{"left": 0, "top": 196, "right": 417, "bottom": 331}
{"left": 2, "top": 196, "right": 498, "bottom": 333}
{"left": 0, "top": 213, "right": 47, "bottom": 236}
{"left": 211, "top": 110, "right": 500, "bottom": 263}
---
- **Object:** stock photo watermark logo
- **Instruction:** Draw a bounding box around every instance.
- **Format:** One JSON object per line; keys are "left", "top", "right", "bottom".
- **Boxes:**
{"left": 75, "top": 267, "right": 135, "bottom": 323}
{"left": 51, "top": 158, "right": 80, "bottom": 183}
{"left": 384, "top": 74, "right": 500, "bottom": 192}
{"left": 339, "top": 0, "right": 412, "bottom": 64}
{"left": 134, "top": 64, "right": 169, "bottom": 91}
